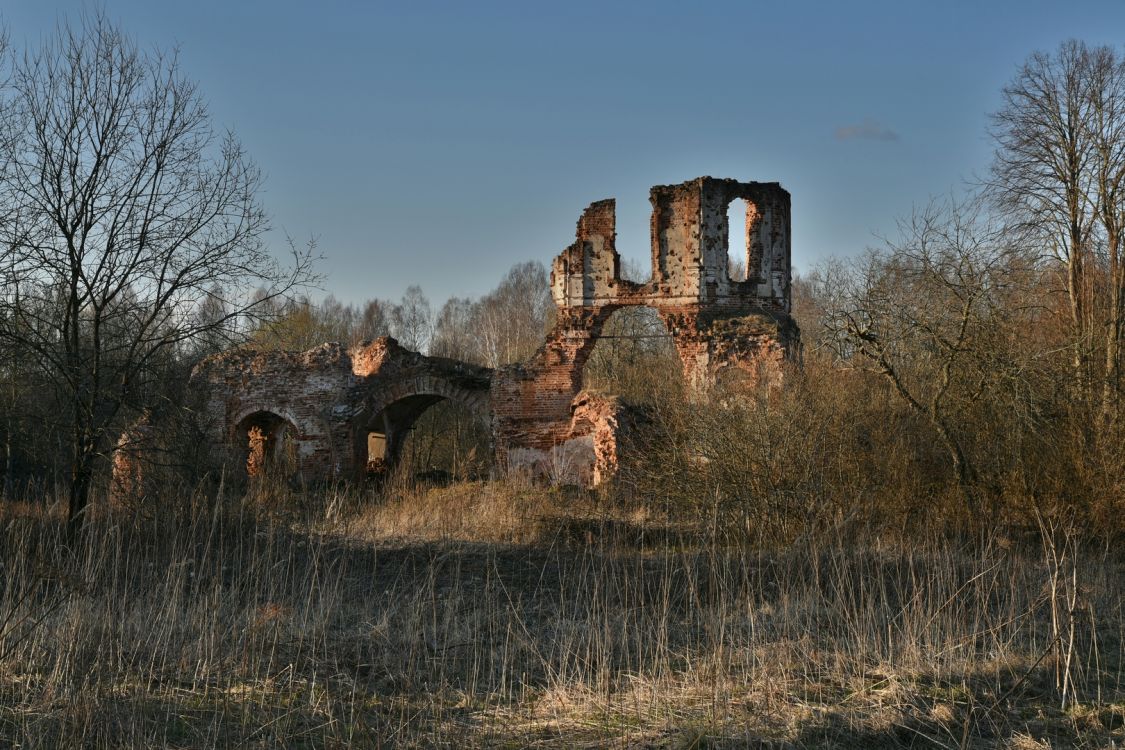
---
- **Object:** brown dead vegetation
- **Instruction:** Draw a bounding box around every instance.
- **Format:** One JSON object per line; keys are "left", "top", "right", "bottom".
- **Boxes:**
{"left": 0, "top": 475, "right": 1121, "bottom": 749}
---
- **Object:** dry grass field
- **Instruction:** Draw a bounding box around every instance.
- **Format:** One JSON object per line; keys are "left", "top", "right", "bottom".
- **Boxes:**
{"left": 0, "top": 479, "right": 1121, "bottom": 749}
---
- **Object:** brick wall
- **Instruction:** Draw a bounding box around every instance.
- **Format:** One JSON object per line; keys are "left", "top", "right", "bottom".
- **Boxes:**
{"left": 495, "top": 176, "right": 800, "bottom": 484}
{"left": 188, "top": 338, "right": 492, "bottom": 483}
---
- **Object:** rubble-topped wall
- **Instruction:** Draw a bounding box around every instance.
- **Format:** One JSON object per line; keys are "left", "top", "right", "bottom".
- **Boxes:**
{"left": 495, "top": 176, "right": 799, "bottom": 484}
{"left": 188, "top": 338, "right": 492, "bottom": 483}
{"left": 551, "top": 177, "right": 792, "bottom": 312}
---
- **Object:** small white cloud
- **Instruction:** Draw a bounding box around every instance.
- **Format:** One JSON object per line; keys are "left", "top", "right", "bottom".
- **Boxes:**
{"left": 835, "top": 118, "right": 899, "bottom": 142}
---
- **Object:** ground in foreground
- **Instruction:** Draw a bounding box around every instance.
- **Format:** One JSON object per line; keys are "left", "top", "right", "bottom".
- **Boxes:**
{"left": 0, "top": 481, "right": 1122, "bottom": 748}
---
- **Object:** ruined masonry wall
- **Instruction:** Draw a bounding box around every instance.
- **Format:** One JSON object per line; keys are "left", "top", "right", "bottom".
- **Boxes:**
{"left": 189, "top": 339, "right": 492, "bottom": 483}
{"left": 494, "top": 176, "right": 799, "bottom": 484}
{"left": 113, "top": 175, "right": 798, "bottom": 495}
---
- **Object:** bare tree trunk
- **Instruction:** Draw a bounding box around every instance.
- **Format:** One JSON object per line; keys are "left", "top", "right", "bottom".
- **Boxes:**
{"left": 67, "top": 430, "right": 96, "bottom": 540}
{"left": 878, "top": 355, "right": 979, "bottom": 519}
{"left": 1103, "top": 235, "right": 1122, "bottom": 422}
{"left": 1067, "top": 224, "right": 1087, "bottom": 396}
{"left": 1100, "top": 165, "right": 1124, "bottom": 420}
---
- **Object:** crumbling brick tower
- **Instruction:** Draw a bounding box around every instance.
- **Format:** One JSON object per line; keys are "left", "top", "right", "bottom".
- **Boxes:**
{"left": 492, "top": 176, "right": 799, "bottom": 485}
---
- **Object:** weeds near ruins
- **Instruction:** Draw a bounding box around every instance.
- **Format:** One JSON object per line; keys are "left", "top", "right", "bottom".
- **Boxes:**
{"left": 0, "top": 476, "right": 1121, "bottom": 748}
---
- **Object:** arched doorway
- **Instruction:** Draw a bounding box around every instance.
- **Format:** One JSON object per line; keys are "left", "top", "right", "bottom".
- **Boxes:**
{"left": 234, "top": 410, "right": 299, "bottom": 481}
{"left": 582, "top": 306, "right": 682, "bottom": 404}
{"left": 359, "top": 388, "right": 490, "bottom": 482}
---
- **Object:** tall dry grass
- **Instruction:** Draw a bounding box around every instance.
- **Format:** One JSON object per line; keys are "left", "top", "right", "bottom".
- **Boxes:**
{"left": 0, "top": 479, "right": 1122, "bottom": 748}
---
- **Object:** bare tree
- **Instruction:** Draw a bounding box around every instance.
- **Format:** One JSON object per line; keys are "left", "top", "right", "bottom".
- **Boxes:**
{"left": 472, "top": 261, "right": 552, "bottom": 367}
{"left": 430, "top": 296, "right": 475, "bottom": 361}
{"left": 822, "top": 199, "right": 1026, "bottom": 516}
{"left": 189, "top": 284, "right": 233, "bottom": 358}
{"left": 390, "top": 285, "right": 433, "bottom": 353}
{"left": 1085, "top": 47, "right": 1125, "bottom": 417}
{"left": 0, "top": 14, "right": 314, "bottom": 533}
{"left": 791, "top": 259, "right": 852, "bottom": 343}
{"left": 356, "top": 299, "right": 391, "bottom": 342}
{"left": 249, "top": 295, "right": 330, "bottom": 351}
{"left": 988, "top": 40, "right": 1125, "bottom": 412}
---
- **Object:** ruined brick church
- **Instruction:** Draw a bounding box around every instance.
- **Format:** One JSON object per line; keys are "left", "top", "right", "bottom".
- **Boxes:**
{"left": 138, "top": 177, "right": 798, "bottom": 489}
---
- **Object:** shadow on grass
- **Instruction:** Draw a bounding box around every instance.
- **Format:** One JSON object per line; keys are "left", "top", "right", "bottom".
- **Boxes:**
{"left": 1, "top": 498, "right": 1123, "bottom": 748}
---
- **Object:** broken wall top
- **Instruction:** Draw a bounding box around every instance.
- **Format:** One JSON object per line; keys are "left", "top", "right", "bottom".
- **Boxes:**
{"left": 192, "top": 337, "right": 492, "bottom": 391}
{"left": 550, "top": 176, "right": 791, "bottom": 313}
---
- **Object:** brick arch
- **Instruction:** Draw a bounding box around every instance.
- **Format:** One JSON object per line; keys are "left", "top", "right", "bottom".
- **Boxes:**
{"left": 230, "top": 405, "right": 308, "bottom": 440}
{"left": 353, "top": 374, "right": 492, "bottom": 478}
{"left": 366, "top": 374, "right": 490, "bottom": 418}
{"left": 576, "top": 302, "right": 687, "bottom": 391}
{"left": 231, "top": 408, "right": 304, "bottom": 480}
{"left": 511, "top": 303, "right": 685, "bottom": 407}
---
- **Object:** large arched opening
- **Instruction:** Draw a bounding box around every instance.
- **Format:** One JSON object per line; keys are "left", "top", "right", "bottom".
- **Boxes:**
{"left": 233, "top": 410, "right": 299, "bottom": 481}
{"left": 360, "top": 389, "right": 490, "bottom": 483}
{"left": 582, "top": 305, "right": 683, "bottom": 405}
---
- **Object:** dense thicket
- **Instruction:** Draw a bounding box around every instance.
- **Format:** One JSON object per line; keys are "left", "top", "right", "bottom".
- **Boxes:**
{"left": 615, "top": 196, "right": 1122, "bottom": 539}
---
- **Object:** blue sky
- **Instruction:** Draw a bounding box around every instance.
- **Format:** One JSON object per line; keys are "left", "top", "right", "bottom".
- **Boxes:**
{"left": 5, "top": 1, "right": 1125, "bottom": 306}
